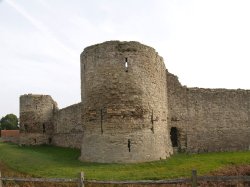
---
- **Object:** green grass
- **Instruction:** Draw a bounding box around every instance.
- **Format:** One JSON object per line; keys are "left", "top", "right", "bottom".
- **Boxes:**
{"left": 0, "top": 142, "right": 250, "bottom": 180}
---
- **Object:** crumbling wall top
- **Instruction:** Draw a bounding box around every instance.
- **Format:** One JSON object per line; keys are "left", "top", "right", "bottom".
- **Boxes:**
{"left": 81, "top": 41, "right": 159, "bottom": 58}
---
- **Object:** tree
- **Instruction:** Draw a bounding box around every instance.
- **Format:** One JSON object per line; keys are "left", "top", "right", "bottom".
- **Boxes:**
{"left": 0, "top": 114, "right": 19, "bottom": 130}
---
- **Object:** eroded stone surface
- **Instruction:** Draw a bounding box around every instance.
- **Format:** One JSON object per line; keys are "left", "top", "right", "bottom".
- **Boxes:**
{"left": 167, "top": 72, "right": 250, "bottom": 153}
{"left": 80, "top": 41, "right": 171, "bottom": 163}
{"left": 19, "top": 41, "right": 250, "bottom": 163}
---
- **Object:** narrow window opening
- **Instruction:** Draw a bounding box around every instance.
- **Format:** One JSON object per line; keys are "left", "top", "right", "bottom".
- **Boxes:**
{"left": 151, "top": 110, "right": 154, "bottom": 133}
{"left": 24, "top": 124, "right": 27, "bottom": 131}
{"left": 100, "top": 109, "right": 103, "bottom": 134}
{"left": 170, "top": 127, "right": 178, "bottom": 147}
{"left": 34, "top": 138, "right": 37, "bottom": 144}
{"left": 48, "top": 137, "right": 52, "bottom": 144}
{"left": 125, "top": 58, "right": 128, "bottom": 72}
{"left": 42, "top": 124, "right": 46, "bottom": 133}
{"left": 128, "top": 139, "right": 131, "bottom": 152}
{"left": 125, "top": 62, "right": 128, "bottom": 68}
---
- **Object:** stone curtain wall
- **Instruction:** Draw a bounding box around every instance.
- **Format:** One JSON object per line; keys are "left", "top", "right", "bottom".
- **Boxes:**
{"left": 52, "top": 103, "right": 83, "bottom": 149}
{"left": 80, "top": 41, "right": 172, "bottom": 163}
{"left": 167, "top": 72, "right": 250, "bottom": 153}
{"left": 167, "top": 72, "right": 189, "bottom": 152}
{"left": 186, "top": 88, "right": 250, "bottom": 152}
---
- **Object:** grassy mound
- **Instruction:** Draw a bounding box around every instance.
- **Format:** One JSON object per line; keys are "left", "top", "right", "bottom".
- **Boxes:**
{"left": 0, "top": 142, "right": 250, "bottom": 180}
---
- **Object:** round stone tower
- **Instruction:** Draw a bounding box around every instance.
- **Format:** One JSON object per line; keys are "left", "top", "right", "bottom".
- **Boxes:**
{"left": 19, "top": 94, "right": 58, "bottom": 145}
{"left": 79, "top": 41, "right": 173, "bottom": 163}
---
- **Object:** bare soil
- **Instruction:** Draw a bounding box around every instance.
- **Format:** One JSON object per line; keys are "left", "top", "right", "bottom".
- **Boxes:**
{"left": 211, "top": 165, "right": 250, "bottom": 176}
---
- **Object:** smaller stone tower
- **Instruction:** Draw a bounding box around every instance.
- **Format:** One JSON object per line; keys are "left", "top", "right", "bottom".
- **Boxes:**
{"left": 19, "top": 94, "right": 58, "bottom": 145}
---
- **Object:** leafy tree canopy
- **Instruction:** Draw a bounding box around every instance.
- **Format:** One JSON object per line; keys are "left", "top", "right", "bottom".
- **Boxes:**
{"left": 0, "top": 114, "right": 19, "bottom": 130}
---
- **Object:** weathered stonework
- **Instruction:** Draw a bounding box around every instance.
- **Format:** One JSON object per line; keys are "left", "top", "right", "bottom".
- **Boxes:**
{"left": 19, "top": 41, "right": 250, "bottom": 163}
{"left": 19, "top": 94, "right": 58, "bottom": 145}
{"left": 167, "top": 72, "right": 250, "bottom": 153}
{"left": 52, "top": 103, "right": 83, "bottom": 149}
{"left": 79, "top": 41, "right": 172, "bottom": 163}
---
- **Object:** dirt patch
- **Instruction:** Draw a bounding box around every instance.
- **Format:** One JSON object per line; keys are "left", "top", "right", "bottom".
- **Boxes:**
{"left": 211, "top": 165, "right": 250, "bottom": 176}
{"left": 194, "top": 165, "right": 250, "bottom": 187}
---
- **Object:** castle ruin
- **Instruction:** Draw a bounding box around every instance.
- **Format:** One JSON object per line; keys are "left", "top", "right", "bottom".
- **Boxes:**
{"left": 19, "top": 41, "right": 250, "bottom": 163}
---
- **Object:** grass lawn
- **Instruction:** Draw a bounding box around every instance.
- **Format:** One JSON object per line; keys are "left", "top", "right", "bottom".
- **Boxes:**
{"left": 0, "top": 142, "right": 250, "bottom": 180}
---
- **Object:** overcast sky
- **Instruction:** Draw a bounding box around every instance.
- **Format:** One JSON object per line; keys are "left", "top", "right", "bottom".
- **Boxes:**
{"left": 1, "top": 0, "right": 250, "bottom": 118}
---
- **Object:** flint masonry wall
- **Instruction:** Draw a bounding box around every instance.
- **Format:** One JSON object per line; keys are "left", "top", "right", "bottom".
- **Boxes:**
{"left": 19, "top": 41, "right": 250, "bottom": 163}
{"left": 186, "top": 88, "right": 250, "bottom": 152}
{"left": 167, "top": 72, "right": 188, "bottom": 152}
{"left": 167, "top": 72, "right": 250, "bottom": 153}
{"left": 80, "top": 41, "right": 172, "bottom": 163}
{"left": 19, "top": 94, "right": 58, "bottom": 145}
{"left": 52, "top": 103, "right": 83, "bottom": 148}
